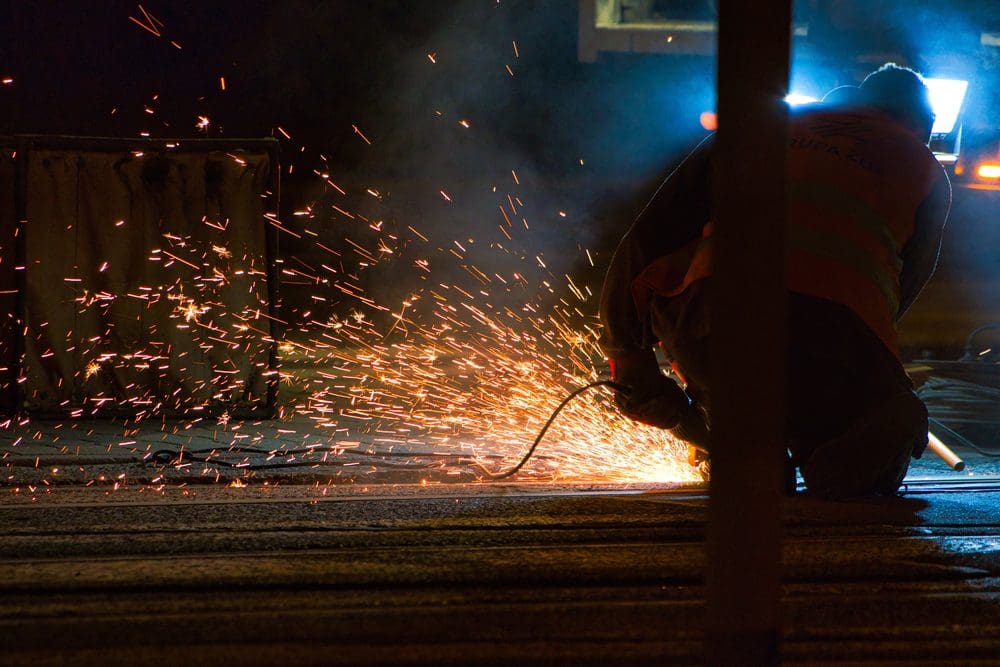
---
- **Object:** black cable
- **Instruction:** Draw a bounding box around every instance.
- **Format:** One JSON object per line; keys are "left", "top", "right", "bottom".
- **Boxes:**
{"left": 476, "top": 380, "right": 626, "bottom": 480}
{"left": 961, "top": 323, "right": 1000, "bottom": 361}
{"left": 150, "top": 448, "right": 491, "bottom": 471}
{"left": 149, "top": 449, "right": 464, "bottom": 471}
{"left": 930, "top": 417, "right": 1000, "bottom": 459}
{"left": 152, "top": 445, "right": 505, "bottom": 462}
{"left": 150, "top": 380, "right": 626, "bottom": 478}
{"left": 917, "top": 376, "right": 1000, "bottom": 425}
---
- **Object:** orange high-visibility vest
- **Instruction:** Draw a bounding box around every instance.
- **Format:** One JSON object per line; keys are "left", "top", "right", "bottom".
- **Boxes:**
{"left": 631, "top": 108, "right": 942, "bottom": 355}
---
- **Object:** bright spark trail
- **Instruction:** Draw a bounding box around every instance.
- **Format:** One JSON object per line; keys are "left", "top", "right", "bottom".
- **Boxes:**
{"left": 0, "top": 4, "right": 700, "bottom": 494}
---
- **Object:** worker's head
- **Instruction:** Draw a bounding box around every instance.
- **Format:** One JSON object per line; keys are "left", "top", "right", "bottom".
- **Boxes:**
{"left": 859, "top": 63, "right": 936, "bottom": 143}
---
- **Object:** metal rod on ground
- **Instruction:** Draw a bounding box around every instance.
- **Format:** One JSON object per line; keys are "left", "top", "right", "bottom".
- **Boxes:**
{"left": 927, "top": 431, "right": 965, "bottom": 471}
{"left": 707, "top": 2, "right": 791, "bottom": 665}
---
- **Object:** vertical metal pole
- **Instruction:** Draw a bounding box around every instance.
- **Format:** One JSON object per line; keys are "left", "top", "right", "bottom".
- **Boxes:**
{"left": 12, "top": 138, "right": 29, "bottom": 415}
{"left": 264, "top": 141, "right": 281, "bottom": 417}
{"left": 576, "top": 0, "right": 598, "bottom": 63}
{"left": 0, "top": 143, "right": 13, "bottom": 416}
{"left": 707, "top": 2, "right": 791, "bottom": 665}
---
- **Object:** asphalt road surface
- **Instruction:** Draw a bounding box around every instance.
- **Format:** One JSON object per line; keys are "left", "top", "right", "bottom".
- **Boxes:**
{"left": 3, "top": 483, "right": 1000, "bottom": 666}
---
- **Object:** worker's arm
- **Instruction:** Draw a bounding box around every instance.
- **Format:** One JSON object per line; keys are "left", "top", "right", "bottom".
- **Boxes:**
{"left": 898, "top": 169, "right": 952, "bottom": 319}
{"left": 598, "top": 135, "right": 714, "bottom": 430}
{"left": 598, "top": 135, "right": 714, "bottom": 360}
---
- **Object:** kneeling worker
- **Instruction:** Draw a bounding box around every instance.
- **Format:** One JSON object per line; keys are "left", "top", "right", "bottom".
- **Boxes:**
{"left": 599, "top": 63, "right": 952, "bottom": 498}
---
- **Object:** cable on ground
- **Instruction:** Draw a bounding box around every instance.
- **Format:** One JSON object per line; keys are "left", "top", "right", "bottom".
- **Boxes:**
{"left": 149, "top": 380, "right": 626, "bottom": 479}
{"left": 476, "top": 380, "right": 625, "bottom": 480}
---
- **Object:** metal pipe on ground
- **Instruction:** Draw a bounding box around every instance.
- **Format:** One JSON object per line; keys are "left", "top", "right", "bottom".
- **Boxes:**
{"left": 927, "top": 432, "right": 965, "bottom": 471}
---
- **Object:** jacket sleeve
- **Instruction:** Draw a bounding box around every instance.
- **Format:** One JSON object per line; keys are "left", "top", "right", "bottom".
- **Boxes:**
{"left": 598, "top": 135, "right": 714, "bottom": 359}
{"left": 898, "top": 166, "right": 951, "bottom": 320}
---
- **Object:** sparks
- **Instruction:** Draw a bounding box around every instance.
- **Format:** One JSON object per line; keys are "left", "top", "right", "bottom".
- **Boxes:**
{"left": 1, "top": 23, "right": 701, "bottom": 494}
{"left": 352, "top": 124, "right": 373, "bottom": 145}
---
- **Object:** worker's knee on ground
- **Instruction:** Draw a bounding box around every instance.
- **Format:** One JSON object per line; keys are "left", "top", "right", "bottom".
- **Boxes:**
{"left": 799, "top": 392, "right": 928, "bottom": 499}
{"left": 802, "top": 448, "right": 912, "bottom": 499}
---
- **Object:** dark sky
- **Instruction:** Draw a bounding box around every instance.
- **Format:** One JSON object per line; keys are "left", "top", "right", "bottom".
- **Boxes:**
{"left": 3, "top": 2, "right": 452, "bottom": 144}
{"left": 4, "top": 1, "right": 1000, "bottom": 166}
{"left": 0, "top": 1, "right": 714, "bottom": 179}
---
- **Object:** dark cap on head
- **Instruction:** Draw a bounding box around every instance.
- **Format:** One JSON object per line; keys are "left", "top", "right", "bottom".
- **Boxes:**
{"left": 859, "top": 63, "right": 936, "bottom": 141}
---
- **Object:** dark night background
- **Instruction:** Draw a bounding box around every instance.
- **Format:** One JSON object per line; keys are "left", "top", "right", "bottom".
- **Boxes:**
{"left": 3, "top": 0, "right": 1000, "bottom": 339}
{"left": 5, "top": 1, "right": 998, "bottom": 168}
{"left": 0, "top": 1, "right": 711, "bottom": 177}
{"left": 1, "top": 1, "right": 720, "bottom": 320}
{"left": 0, "top": 1, "right": 718, "bottom": 208}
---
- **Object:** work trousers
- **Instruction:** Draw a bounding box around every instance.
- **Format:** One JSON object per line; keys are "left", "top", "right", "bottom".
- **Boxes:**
{"left": 650, "top": 284, "right": 924, "bottom": 478}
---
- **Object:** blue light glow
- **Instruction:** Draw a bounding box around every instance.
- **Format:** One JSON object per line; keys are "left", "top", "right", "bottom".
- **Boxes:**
{"left": 785, "top": 93, "right": 819, "bottom": 106}
{"left": 924, "top": 78, "right": 968, "bottom": 135}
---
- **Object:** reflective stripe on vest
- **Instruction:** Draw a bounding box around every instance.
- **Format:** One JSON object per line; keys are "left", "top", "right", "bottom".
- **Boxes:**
{"left": 633, "top": 221, "right": 904, "bottom": 354}
{"left": 789, "top": 180, "right": 903, "bottom": 263}
{"left": 787, "top": 182, "right": 902, "bottom": 319}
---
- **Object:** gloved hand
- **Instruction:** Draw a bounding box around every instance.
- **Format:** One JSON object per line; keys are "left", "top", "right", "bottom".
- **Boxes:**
{"left": 672, "top": 402, "right": 710, "bottom": 452}
{"left": 609, "top": 348, "right": 690, "bottom": 429}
